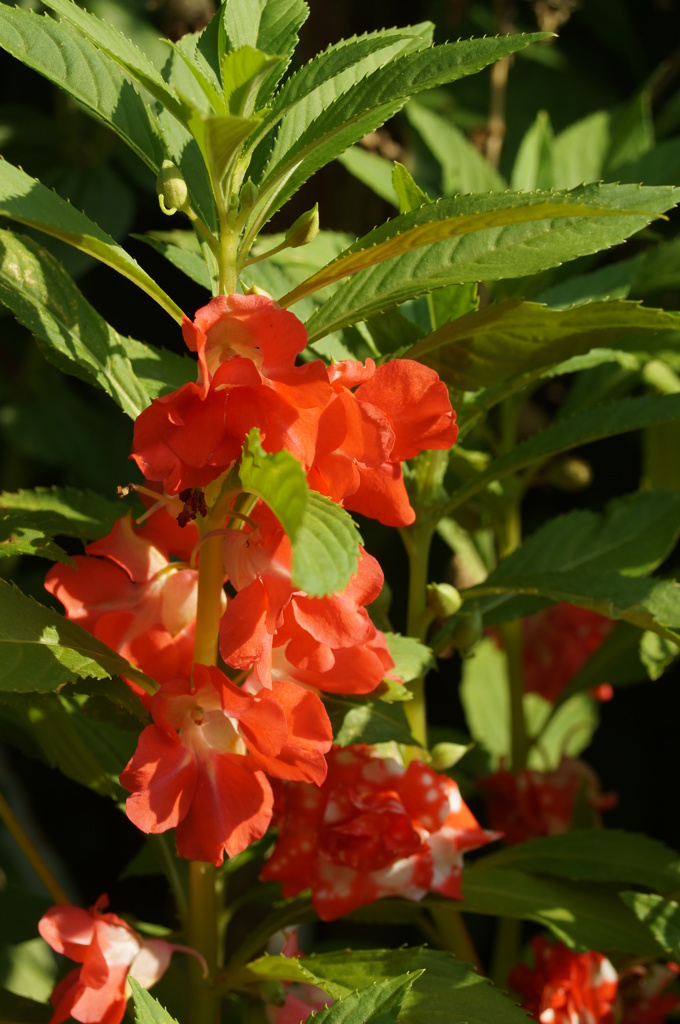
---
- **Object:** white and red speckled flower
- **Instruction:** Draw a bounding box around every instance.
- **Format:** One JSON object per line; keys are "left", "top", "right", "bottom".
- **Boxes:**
{"left": 261, "top": 746, "right": 495, "bottom": 921}
{"left": 510, "top": 936, "right": 619, "bottom": 1024}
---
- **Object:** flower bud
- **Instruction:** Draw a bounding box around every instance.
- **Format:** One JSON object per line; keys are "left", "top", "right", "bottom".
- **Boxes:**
{"left": 546, "top": 457, "right": 592, "bottom": 492}
{"left": 156, "top": 160, "right": 190, "bottom": 216}
{"left": 285, "top": 204, "right": 319, "bottom": 248}
{"left": 429, "top": 741, "right": 471, "bottom": 770}
{"left": 427, "top": 582, "right": 462, "bottom": 618}
{"left": 239, "top": 178, "right": 259, "bottom": 213}
{"left": 448, "top": 610, "right": 483, "bottom": 656}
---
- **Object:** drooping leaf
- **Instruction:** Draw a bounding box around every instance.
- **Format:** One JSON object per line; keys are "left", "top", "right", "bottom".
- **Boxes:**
{"left": 0, "top": 580, "right": 155, "bottom": 694}
{"left": 290, "top": 184, "right": 679, "bottom": 340}
{"left": 408, "top": 300, "right": 680, "bottom": 392}
{"left": 301, "top": 947, "right": 533, "bottom": 1024}
{"left": 310, "top": 973, "right": 421, "bottom": 1024}
{"left": 476, "top": 831, "right": 680, "bottom": 892}
{"left": 406, "top": 101, "right": 506, "bottom": 195}
{"left": 129, "top": 980, "right": 179, "bottom": 1024}
{"left": 460, "top": 867, "right": 663, "bottom": 954}
{"left": 621, "top": 893, "right": 680, "bottom": 958}
{"left": 0, "top": 166, "right": 184, "bottom": 324}
{"left": 292, "top": 491, "right": 361, "bottom": 598}
{"left": 238, "top": 428, "right": 308, "bottom": 541}
{"left": 324, "top": 695, "right": 416, "bottom": 747}
{"left": 246, "top": 34, "right": 549, "bottom": 240}
{"left": 0, "top": 230, "right": 154, "bottom": 418}
{"left": 0, "top": 6, "right": 163, "bottom": 170}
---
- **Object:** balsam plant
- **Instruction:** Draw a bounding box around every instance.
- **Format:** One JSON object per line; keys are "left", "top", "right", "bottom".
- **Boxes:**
{"left": 2, "top": 3, "right": 680, "bottom": 1024}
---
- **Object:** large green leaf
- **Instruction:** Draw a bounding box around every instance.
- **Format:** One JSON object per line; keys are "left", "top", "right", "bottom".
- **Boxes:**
{"left": 128, "top": 980, "right": 179, "bottom": 1024}
{"left": 0, "top": 6, "right": 162, "bottom": 170}
{"left": 37, "top": 0, "right": 186, "bottom": 122}
{"left": 446, "top": 393, "right": 680, "bottom": 516}
{"left": 0, "top": 230, "right": 154, "bottom": 418}
{"left": 238, "top": 428, "right": 308, "bottom": 541}
{"left": 460, "top": 867, "right": 663, "bottom": 954}
{"left": 292, "top": 490, "right": 361, "bottom": 598}
{"left": 292, "top": 184, "right": 679, "bottom": 340}
{"left": 0, "top": 486, "right": 124, "bottom": 563}
{"left": 0, "top": 580, "right": 154, "bottom": 694}
{"left": 476, "top": 831, "right": 680, "bottom": 892}
{"left": 300, "top": 947, "right": 532, "bottom": 1024}
{"left": 311, "top": 974, "right": 420, "bottom": 1024}
{"left": 246, "top": 34, "right": 548, "bottom": 241}
{"left": 408, "top": 300, "right": 680, "bottom": 391}
{"left": 0, "top": 168, "right": 184, "bottom": 324}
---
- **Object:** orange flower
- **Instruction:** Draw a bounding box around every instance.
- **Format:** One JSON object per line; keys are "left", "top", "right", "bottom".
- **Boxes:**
{"left": 510, "top": 936, "right": 618, "bottom": 1024}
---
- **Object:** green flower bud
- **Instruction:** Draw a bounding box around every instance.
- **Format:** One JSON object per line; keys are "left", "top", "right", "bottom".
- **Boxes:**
{"left": 239, "top": 178, "right": 259, "bottom": 213}
{"left": 427, "top": 582, "right": 462, "bottom": 618}
{"left": 448, "top": 610, "right": 483, "bottom": 657}
{"left": 429, "top": 741, "right": 471, "bottom": 771}
{"left": 285, "top": 204, "right": 319, "bottom": 248}
{"left": 546, "top": 456, "right": 593, "bottom": 492}
{"left": 156, "top": 160, "right": 190, "bottom": 216}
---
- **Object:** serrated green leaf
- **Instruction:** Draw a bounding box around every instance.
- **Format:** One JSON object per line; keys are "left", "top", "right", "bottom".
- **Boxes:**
{"left": 0, "top": 579, "right": 154, "bottom": 694}
{"left": 551, "top": 111, "right": 611, "bottom": 190}
{"left": 535, "top": 256, "right": 643, "bottom": 308}
{"left": 0, "top": 7, "right": 162, "bottom": 170}
{"left": 129, "top": 979, "right": 179, "bottom": 1024}
{"left": 292, "top": 490, "right": 361, "bottom": 597}
{"left": 392, "top": 162, "right": 430, "bottom": 214}
{"left": 191, "top": 111, "right": 261, "bottom": 188}
{"left": 238, "top": 428, "right": 308, "bottom": 541}
{"left": 0, "top": 166, "right": 184, "bottom": 324}
{"left": 290, "top": 184, "right": 679, "bottom": 340}
{"left": 120, "top": 337, "right": 195, "bottom": 402}
{"left": 0, "top": 230, "right": 155, "bottom": 417}
{"left": 37, "top": 0, "right": 187, "bottom": 122}
{"left": 222, "top": 46, "right": 280, "bottom": 117}
{"left": 247, "top": 34, "right": 548, "bottom": 243}
{"left": 312, "top": 973, "right": 420, "bottom": 1024}
{"left": 621, "top": 893, "right": 680, "bottom": 957}
{"left": 406, "top": 101, "right": 506, "bottom": 195}
{"left": 511, "top": 110, "right": 555, "bottom": 191}
{"left": 301, "top": 947, "right": 532, "bottom": 1024}
{"left": 476, "top": 830, "right": 680, "bottom": 892}
{"left": 383, "top": 633, "right": 435, "bottom": 683}
{"left": 222, "top": 0, "right": 308, "bottom": 107}
{"left": 134, "top": 231, "right": 213, "bottom": 291}
{"left": 324, "top": 695, "right": 416, "bottom": 747}
{"left": 409, "top": 300, "right": 680, "bottom": 391}
{"left": 0, "top": 516, "right": 71, "bottom": 563}
{"left": 447, "top": 393, "right": 680, "bottom": 517}
{"left": 460, "top": 867, "right": 663, "bottom": 954}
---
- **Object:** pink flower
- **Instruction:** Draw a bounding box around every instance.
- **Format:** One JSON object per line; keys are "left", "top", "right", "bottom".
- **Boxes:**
{"left": 477, "top": 757, "right": 617, "bottom": 846}
{"left": 38, "top": 896, "right": 185, "bottom": 1024}
{"left": 120, "top": 665, "right": 332, "bottom": 864}
{"left": 261, "top": 746, "right": 495, "bottom": 921}
{"left": 510, "top": 936, "right": 618, "bottom": 1024}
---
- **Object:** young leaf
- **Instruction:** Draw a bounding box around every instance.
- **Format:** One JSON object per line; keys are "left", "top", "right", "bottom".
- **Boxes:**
{"left": 310, "top": 973, "right": 421, "bottom": 1024}
{"left": 476, "top": 831, "right": 680, "bottom": 892}
{"left": 128, "top": 979, "right": 179, "bottom": 1024}
{"left": 0, "top": 167, "right": 184, "bottom": 324}
{"left": 324, "top": 695, "right": 416, "bottom": 747}
{"left": 303, "top": 947, "right": 532, "bottom": 1024}
{"left": 238, "top": 428, "right": 308, "bottom": 541}
{"left": 0, "top": 7, "right": 163, "bottom": 171}
{"left": 290, "top": 184, "right": 679, "bottom": 340}
{"left": 460, "top": 867, "right": 663, "bottom": 954}
{"left": 247, "top": 34, "right": 549, "bottom": 240}
{"left": 621, "top": 893, "right": 680, "bottom": 957}
{"left": 0, "top": 580, "right": 155, "bottom": 694}
{"left": 407, "top": 300, "right": 680, "bottom": 392}
{"left": 406, "top": 101, "right": 506, "bottom": 195}
{"left": 292, "top": 491, "right": 362, "bottom": 598}
{"left": 222, "top": 46, "right": 280, "bottom": 116}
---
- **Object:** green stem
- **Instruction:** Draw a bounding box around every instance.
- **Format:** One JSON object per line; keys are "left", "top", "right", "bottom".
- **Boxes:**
{"left": 152, "top": 835, "right": 189, "bottom": 928}
{"left": 399, "top": 519, "right": 435, "bottom": 750}
{"left": 491, "top": 916, "right": 522, "bottom": 988}
{"left": 499, "top": 618, "right": 529, "bottom": 772}
{"left": 0, "top": 789, "right": 70, "bottom": 905}
{"left": 428, "top": 903, "right": 483, "bottom": 972}
{"left": 193, "top": 534, "right": 226, "bottom": 668}
{"left": 187, "top": 862, "right": 219, "bottom": 1024}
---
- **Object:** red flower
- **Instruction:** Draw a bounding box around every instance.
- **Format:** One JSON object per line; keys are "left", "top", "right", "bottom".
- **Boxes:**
{"left": 261, "top": 746, "right": 495, "bottom": 921}
{"left": 131, "top": 294, "right": 457, "bottom": 526}
{"left": 120, "top": 664, "right": 332, "bottom": 864}
{"left": 477, "top": 758, "right": 617, "bottom": 846}
{"left": 45, "top": 510, "right": 208, "bottom": 692}
{"left": 523, "top": 604, "right": 614, "bottom": 703}
{"left": 38, "top": 896, "right": 184, "bottom": 1024}
{"left": 509, "top": 936, "right": 618, "bottom": 1024}
{"left": 219, "top": 505, "right": 396, "bottom": 695}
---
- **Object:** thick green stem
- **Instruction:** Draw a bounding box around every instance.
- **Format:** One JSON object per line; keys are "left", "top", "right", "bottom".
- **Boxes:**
{"left": 499, "top": 618, "right": 529, "bottom": 772}
{"left": 491, "top": 916, "right": 522, "bottom": 988}
{"left": 193, "top": 534, "right": 226, "bottom": 668}
{"left": 428, "top": 903, "right": 483, "bottom": 972}
{"left": 0, "top": 789, "right": 70, "bottom": 905}
{"left": 187, "top": 862, "right": 219, "bottom": 1024}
